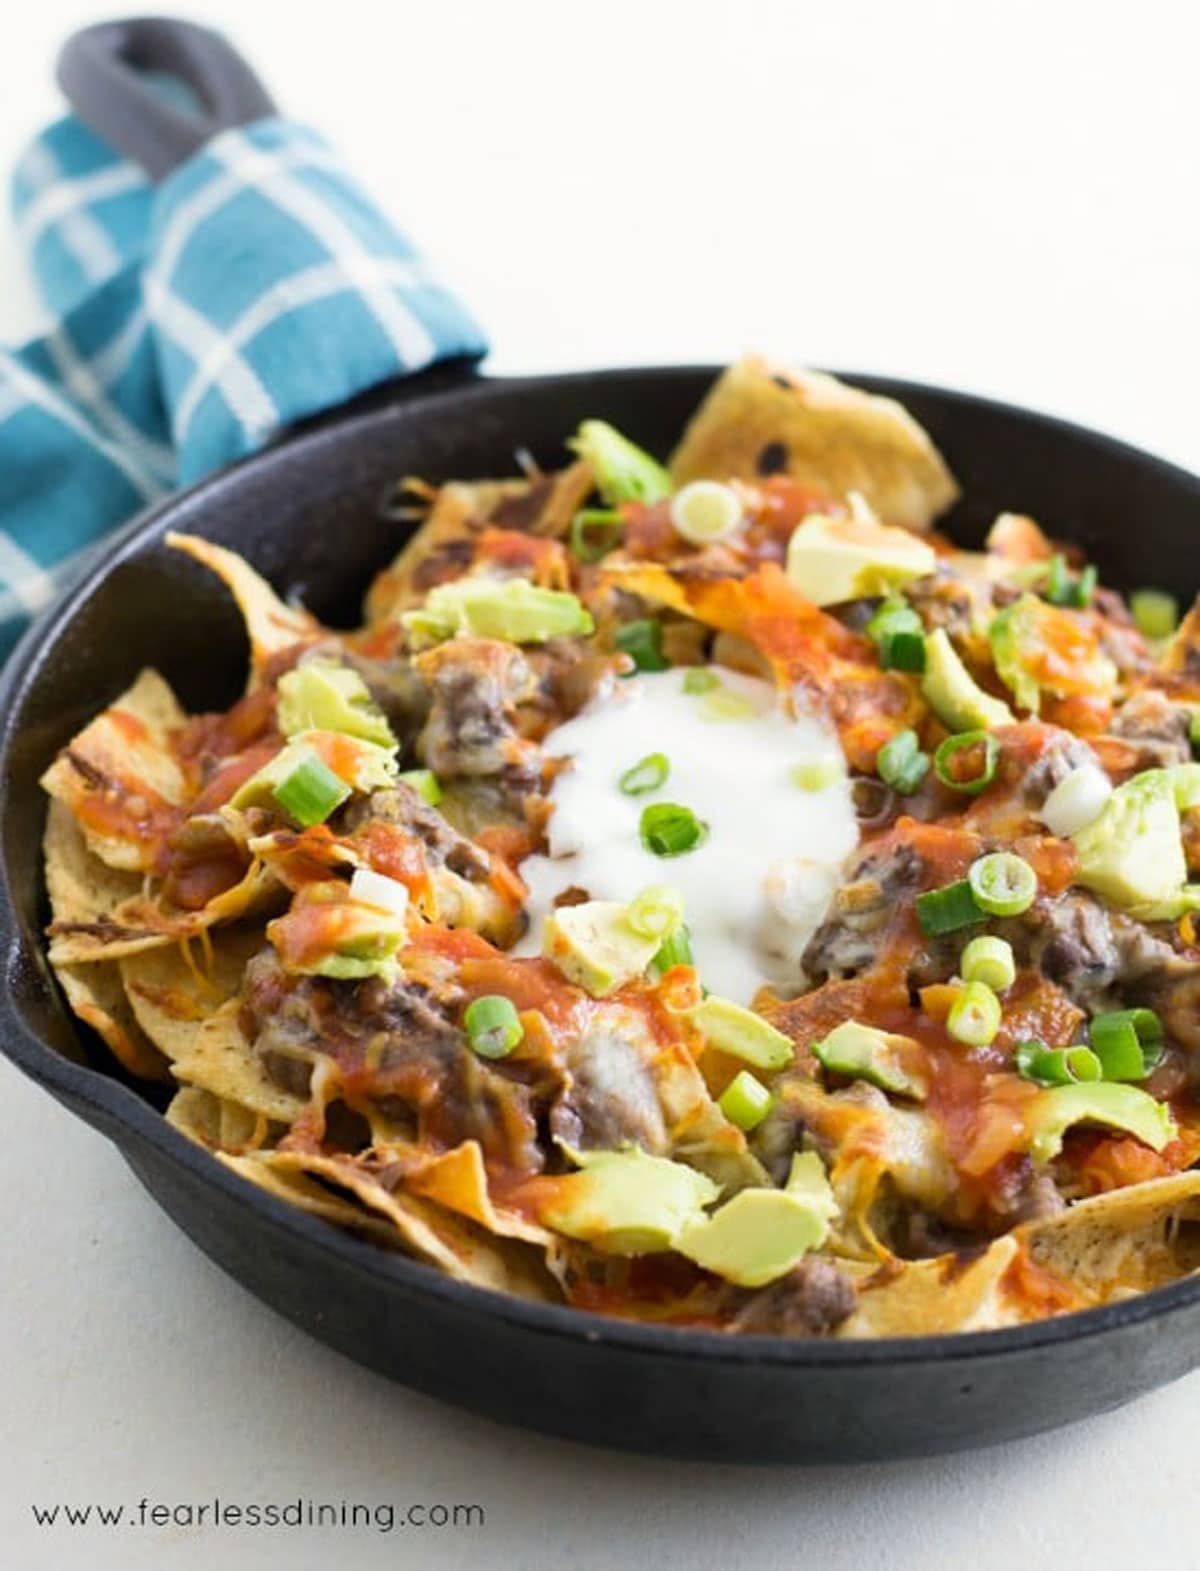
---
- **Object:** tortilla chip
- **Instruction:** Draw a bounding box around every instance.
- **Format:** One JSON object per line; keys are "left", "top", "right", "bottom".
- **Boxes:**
{"left": 217, "top": 1152, "right": 403, "bottom": 1246}
{"left": 120, "top": 929, "right": 264, "bottom": 1062}
{"left": 54, "top": 960, "right": 171, "bottom": 1081}
{"left": 364, "top": 462, "right": 594, "bottom": 622}
{"left": 1018, "top": 1172, "right": 1200, "bottom": 1301}
{"left": 41, "top": 669, "right": 187, "bottom": 872}
{"left": 169, "top": 998, "right": 308, "bottom": 1124}
{"left": 167, "top": 532, "right": 319, "bottom": 669}
{"left": 408, "top": 1141, "right": 552, "bottom": 1245}
{"left": 165, "top": 1085, "right": 275, "bottom": 1154}
{"left": 259, "top": 1149, "right": 555, "bottom": 1299}
{"left": 43, "top": 801, "right": 176, "bottom": 964}
{"left": 839, "top": 1237, "right": 1028, "bottom": 1337}
{"left": 669, "top": 358, "right": 959, "bottom": 532}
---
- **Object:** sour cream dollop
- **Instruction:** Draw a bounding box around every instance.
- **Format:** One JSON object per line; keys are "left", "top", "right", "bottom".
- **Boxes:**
{"left": 517, "top": 667, "right": 859, "bottom": 1002}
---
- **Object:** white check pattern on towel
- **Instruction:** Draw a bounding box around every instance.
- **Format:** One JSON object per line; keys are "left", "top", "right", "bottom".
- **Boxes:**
{"left": 0, "top": 112, "right": 486, "bottom": 661}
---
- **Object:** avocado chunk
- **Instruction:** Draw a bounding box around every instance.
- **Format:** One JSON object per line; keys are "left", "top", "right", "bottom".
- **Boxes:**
{"left": 403, "top": 577, "right": 594, "bottom": 646}
{"left": 1027, "top": 1082, "right": 1177, "bottom": 1166}
{"left": 231, "top": 731, "right": 397, "bottom": 820}
{"left": 277, "top": 659, "right": 396, "bottom": 748}
{"left": 540, "top": 1147, "right": 719, "bottom": 1254}
{"left": 542, "top": 901, "right": 660, "bottom": 996}
{"left": 922, "top": 628, "right": 1014, "bottom": 732}
{"left": 689, "top": 995, "right": 794, "bottom": 1070}
{"left": 1071, "top": 768, "right": 1187, "bottom": 912}
{"left": 676, "top": 1153, "right": 838, "bottom": 1288}
{"left": 785, "top": 511, "right": 936, "bottom": 607}
{"left": 267, "top": 886, "right": 407, "bottom": 980}
{"left": 989, "top": 594, "right": 1117, "bottom": 715}
{"left": 814, "top": 1019, "right": 928, "bottom": 1100}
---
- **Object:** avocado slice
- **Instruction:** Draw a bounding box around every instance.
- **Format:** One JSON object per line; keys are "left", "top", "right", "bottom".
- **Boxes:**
{"left": 1071, "top": 768, "right": 1187, "bottom": 912}
{"left": 785, "top": 512, "right": 935, "bottom": 607}
{"left": 542, "top": 901, "right": 660, "bottom": 996}
{"left": 676, "top": 1153, "right": 839, "bottom": 1287}
{"left": 1027, "top": 1082, "right": 1176, "bottom": 1165}
{"left": 403, "top": 577, "right": 594, "bottom": 646}
{"left": 814, "top": 1019, "right": 928, "bottom": 1100}
{"left": 277, "top": 659, "right": 396, "bottom": 748}
{"left": 921, "top": 628, "right": 1014, "bottom": 732}
{"left": 540, "top": 1147, "right": 720, "bottom": 1254}
{"left": 689, "top": 995, "right": 794, "bottom": 1070}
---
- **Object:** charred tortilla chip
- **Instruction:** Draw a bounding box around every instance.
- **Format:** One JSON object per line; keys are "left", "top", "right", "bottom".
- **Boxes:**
{"left": 669, "top": 357, "right": 959, "bottom": 532}
{"left": 839, "top": 1237, "right": 1030, "bottom": 1337}
{"left": 41, "top": 669, "right": 187, "bottom": 872}
{"left": 364, "top": 462, "right": 594, "bottom": 622}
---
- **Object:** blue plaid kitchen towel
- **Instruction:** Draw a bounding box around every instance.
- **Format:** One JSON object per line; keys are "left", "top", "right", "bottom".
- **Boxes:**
{"left": 0, "top": 111, "right": 487, "bottom": 661}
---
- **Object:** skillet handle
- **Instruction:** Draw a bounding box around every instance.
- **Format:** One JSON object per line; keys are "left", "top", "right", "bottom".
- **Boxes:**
{"left": 56, "top": 16, "right": 277, "bottom": 180}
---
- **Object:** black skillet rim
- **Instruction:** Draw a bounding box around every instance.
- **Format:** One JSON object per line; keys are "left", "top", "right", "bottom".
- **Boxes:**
{"left": 4, "top": 362, "right": 1200, "bottom": 1373}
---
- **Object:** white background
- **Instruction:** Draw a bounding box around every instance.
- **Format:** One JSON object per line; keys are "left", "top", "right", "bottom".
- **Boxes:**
{"left": 2, "top": 2, "right": 1199, "bottom": 1567}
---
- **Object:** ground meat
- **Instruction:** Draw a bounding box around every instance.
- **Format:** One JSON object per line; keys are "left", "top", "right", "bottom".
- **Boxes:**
{"left": 1108, "top": 689, "right": 1192, "bottom": 767}
{"left": 728, "top": 1258, "right": 857, "bottom": 1336}
{"left": 550, "top": 1012, "right": 670, "bottom": 1155}
{"left": 802, "top": 843, "right": 921, "bottom": 982}
{"left": 241, "top": 950, "right": 546, "bottom": 1172}
{"left": 905, "top": 569, "right": 993, "bottom": 641}
{"left": 414, "top": 637, "right": 540, "bottom": 794}
{"left": 520, "top": 637, "right": 620, "bottom": 732}
{"left": 341, "top": 782, "right": 490, "bottom": 881}
{"left": 1018, "top": 730, "right": 1099, "bottom": 809}
{"left": 994, "top": 893, "right": 1182, "bottom": 1010}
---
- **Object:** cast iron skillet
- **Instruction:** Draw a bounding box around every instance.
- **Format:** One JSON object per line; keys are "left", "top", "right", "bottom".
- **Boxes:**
{"left": 4, "top": 20, "right": 1200, "bottom": 1464}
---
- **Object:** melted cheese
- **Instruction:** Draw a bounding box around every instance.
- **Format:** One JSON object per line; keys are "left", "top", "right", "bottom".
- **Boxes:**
{"left": 518, "top": 667, "right": 858, "bottom": 1002}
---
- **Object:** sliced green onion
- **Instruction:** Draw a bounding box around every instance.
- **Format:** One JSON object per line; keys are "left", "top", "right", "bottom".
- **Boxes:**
{"left": 570, "top": 508, "right": 623, "bottom": 563}
{"left": 464, "top": 994, "right": 524, "bottom": 1060}
{"left": 960, "top": 935, "right": 1016, "bottom": 992}
{"left": 866, "top": 598, "right": 923, "bottom": 646}
{"left": 946, "top": 980, "right": 1003, "bottom": 1047}
{"left": 916, "top": 879, "right": 982, "bottom": 936}
{"left": 968, "top": 852, "right": 1037, "bottom": 916}
{"left": 398, "top": 768, "right": 442, "bottom": 805}
{"left": 640, "top": 802, "right": 708, "bottom": 858}
{"left": 1089, "top": 1008, "right": 1163, "bottom": 1082}
{"left": 626, "top": 884, "right": 684, "bottom": 940}
{"left": 651, "top": 922, "right": 694, "bottom": 974}
{"left": 569, "top": 419, "right": 672, "bottom": 506}
{"left": 682, "top": 668, "right": 720, "bottom": 694}
{"left": 934, "top": 731, "right": 999, "bottom": 795}
{"left": 878, "top": 629, "right": 927, "bottom": 671}
{"left": 669, "top": 480, "right": 743, "bottom": 545}
{"left": 877, "top": 728, "right": 931, "bottom": 795}
{"left": 1016, "top": 1040, "right": 1102, "bottom": 1086}
{"left": 1044, "top": 554, "right": 1072, "bottom": 605}
{"left": 700, "top": 686, "right": 757, "bottom": 722}
{"left": 792, "top": 758, "right": 842, "bottom": 791}
{"left": 1039, "top": 763, "right": 1111, "bottom": 837}
{"left": 619, "top": 752, "right": 670, "bottom": 795}
{"left": 272, "top": 749, "right": 351, "bottom": 827}
{"left": 1131, "top": 589, "right": 1179, "bottom": 640}
{"left": 718, "top": 1070, "right": 773, "bottom": 1132}
{"left": 1071, "top": 565, "right": 1097, "bottom": 608}
{"left": 615, "top": 618, "right": 670, "bottom": 673}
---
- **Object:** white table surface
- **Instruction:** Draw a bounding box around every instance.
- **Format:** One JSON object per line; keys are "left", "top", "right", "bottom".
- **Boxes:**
{"left": 3, "top": 3, "right": 1199, "bottom": 1567}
